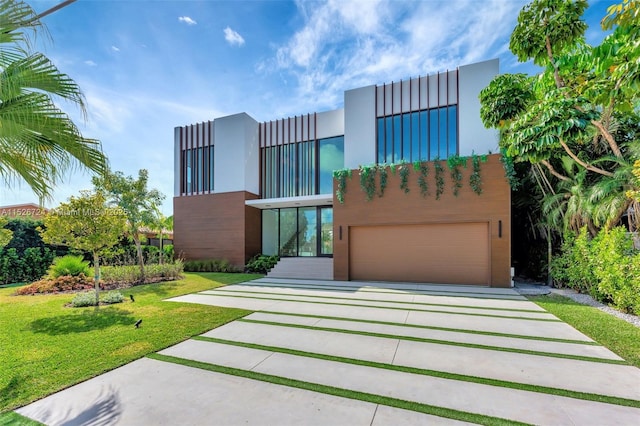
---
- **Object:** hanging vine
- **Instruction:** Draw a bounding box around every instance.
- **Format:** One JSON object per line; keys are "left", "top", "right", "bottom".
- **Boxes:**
{"left": 398, "top": 161, "right": 410, "bottom": 193}
{"left": 378, "top": 164, "right": 388, "bottom": 197}
{"left": 447, "top": 154, "right": 467, "bottom": 197}
{"left": 470, "top": 153, "right": 488, "bottom": 195}
{"left": 415, "top": 161, "right": 429, "bottom": 197}
{"left": 333, "top": 168, "right": 352, "bottom": 204}
{"left": 434, "top": 159, "right": 445, "bottom": 200}
{"left": 359, "top": 164, "right": 377, "bottom": 201}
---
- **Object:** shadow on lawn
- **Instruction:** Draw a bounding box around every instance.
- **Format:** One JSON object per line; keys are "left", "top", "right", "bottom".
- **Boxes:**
{"left": 0, "top": 374, "right": 26, "bottom": 409}
{"left": 29, "top": 308, "right": 135, "bottom": 335}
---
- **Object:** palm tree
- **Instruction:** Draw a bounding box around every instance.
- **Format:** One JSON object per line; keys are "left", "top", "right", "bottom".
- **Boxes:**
{"left": 0, "top": 0, "right": 106, "bottom": 199}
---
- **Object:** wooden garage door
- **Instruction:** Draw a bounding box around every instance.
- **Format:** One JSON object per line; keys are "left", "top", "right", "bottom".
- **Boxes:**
{"left": 349, "top": 222, "right": 489, "bottom": 285}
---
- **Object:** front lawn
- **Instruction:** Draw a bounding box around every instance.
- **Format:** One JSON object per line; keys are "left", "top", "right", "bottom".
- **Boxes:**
{"left": 0, "top": 272, "right": 261, "bottom": 414}
{"left": 529, "top": 294, "right": 640, "bottom": 368}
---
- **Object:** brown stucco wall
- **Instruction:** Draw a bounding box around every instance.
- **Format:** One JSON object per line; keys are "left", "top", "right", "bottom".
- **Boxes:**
{"left": 173, "top": 191, "right": 261, "bottom": 267}
{"left": 333, "top": 154, "right": 511, "bottom": 287}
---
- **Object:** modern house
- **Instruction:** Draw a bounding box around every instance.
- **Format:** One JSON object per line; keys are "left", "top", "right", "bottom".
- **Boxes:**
{"left": 173, "top": 58, "right": 511, "bottom": 287}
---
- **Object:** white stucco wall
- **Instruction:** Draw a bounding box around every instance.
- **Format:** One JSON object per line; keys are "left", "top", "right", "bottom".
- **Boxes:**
{"left": 213, "top": 113, "right": 259, "bottom": 194}
{"left": 344, "top": 85, "right": 376, "bottom": 168}
{"left": 316, "top": 109, "right": 344, "bottom": 140}
{"left": 458, "top": 58, "right": 500, "bottom": 156}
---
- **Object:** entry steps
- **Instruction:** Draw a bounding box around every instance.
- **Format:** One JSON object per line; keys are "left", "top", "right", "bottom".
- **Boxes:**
{"left": 267, "top": 257, "right": 333, "bottom": 280}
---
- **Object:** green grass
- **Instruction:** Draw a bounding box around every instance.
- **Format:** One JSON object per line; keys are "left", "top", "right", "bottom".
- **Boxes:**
{"left": 528, "top": 294, "right": 640, "bottom": 368}
{"left": 149, "top": 353, "right": 530, "bottom": 426}
{"left": 0, "top": 272, "right": 261, "bottom": 414}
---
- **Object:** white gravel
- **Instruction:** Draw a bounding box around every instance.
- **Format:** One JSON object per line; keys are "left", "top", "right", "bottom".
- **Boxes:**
{"left": 549, "top": 288, "right": 640, "bottom": 328}
{"left": 514, "top": 282, "right": 640, "bottom": 328}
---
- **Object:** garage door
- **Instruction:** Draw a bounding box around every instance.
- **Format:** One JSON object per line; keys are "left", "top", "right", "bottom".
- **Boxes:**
{"left": 349, "top": 222, "right": 489, "bottom": 285}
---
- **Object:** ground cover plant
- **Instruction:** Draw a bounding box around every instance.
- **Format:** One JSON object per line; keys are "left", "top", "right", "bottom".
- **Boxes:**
{"left": 0, "top": 272, "right": 261, "bottom": 414}
{"left": 529, "top": 294, "right": 640, "bottom": 368}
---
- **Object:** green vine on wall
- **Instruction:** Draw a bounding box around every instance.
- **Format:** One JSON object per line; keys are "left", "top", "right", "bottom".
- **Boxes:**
{"left": 446, "top": 154, "right": 467, "bottom": 197}
{"left": 414, "top": 161, "right": 429, "bottom": 197}
{"left": 470, "top": 153, "right": 488, "bottom": 195}
{"left": 378, "top": 164, "right": 388, "bottom": 197}
{"left": 333, "top": 168, "right": 352, "bottom": 204}
{"left": 398, "top": 161, "right": 410, "bottom": 193}
{"left": 359, "top": 164, "right": 377, "bottom": 201}
{"left": 434, "top": 159, "right": 445, "bottom": 200}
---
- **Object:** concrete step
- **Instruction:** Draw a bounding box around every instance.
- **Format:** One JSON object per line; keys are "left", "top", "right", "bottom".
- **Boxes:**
{"left": 267, "top": 257, "right": 333, "bottom": 280}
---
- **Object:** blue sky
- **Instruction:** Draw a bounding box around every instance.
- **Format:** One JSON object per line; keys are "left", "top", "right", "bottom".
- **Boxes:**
{"left": 2, "top": 0, "right": 612, "bottom": 215}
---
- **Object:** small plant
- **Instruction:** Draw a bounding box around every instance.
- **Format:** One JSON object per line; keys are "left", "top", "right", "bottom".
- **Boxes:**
{"left": 48, "top": 255, "right": 91, "bottom": 278}
{"left": 470, "top": 153, "right": 486, "bottom": 195}
{"left": 417, "top": 162, "right": 429, "bottom": 197}
{"left": 70, "top": 290, "right": 123, "bottom": 307}
{"left": 398, "top": 161, "right": 410, "bottom": 193}
{"left": 358, "top": 164, "right": 377, "bottom": 201}
{"left": 434, "top": 159, "right": 445, "bottom": 200}
{"left": 377, "top": 164, "right": 388, "bottom": 197}
{"left": 333, "top": 168, "right": 352, "bottom": 204}
{"left": 183, "top": 259, "right": 239, "bottom": 273}
{"left": 245, "top": 254, "right": 280, "bottom": 274}
{"left": 447, "top": 155, "right": 467, "bottom": 196}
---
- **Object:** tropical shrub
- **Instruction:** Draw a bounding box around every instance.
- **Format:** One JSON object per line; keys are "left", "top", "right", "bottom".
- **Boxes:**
{"left": 552, "top": 226, "right": 640, "bottom": 314}
{"left": 100, "top": 260, "right": 184, "bottom": 284}
{"left": 183, "top": 259, "right": 239, "bottom": 273}
{"left": 70, "top": 290, "right": 124, "bottom": 307}
{"left": 245, "top": 254, "right": 279, "bottom": 274}
{"left": 0, "top": 246, "right": 54, "bottom": 284}
{"left": 48, "top": 255, "right": 91, "bottom": 278}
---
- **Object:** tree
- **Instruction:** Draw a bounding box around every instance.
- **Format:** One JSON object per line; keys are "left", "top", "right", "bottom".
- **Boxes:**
{"left": 151, "top": 209, "right": 173, "bottom": 264}
{"left": 0, "top": 217, "right": 12, "bottom": 248}
{"left": 0, "top": 0, "right": 107, "bottom": 200}
{"left": 93, "top": 169, "right": 165, "bottom": 282}
{"left": 480, "top": 0, "right": 640, "bottom": 233}
{"left": 40, "top": 191, "right": 126, "bottom": 305}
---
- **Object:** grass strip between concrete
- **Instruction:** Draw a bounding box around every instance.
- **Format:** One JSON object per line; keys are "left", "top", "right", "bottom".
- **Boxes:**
{"left": 237, "top": 318, "right": 626, "bottom": 365}
{"left": 258, "top": 310, "right": 598, "bottom": 345}
{"left": 148, "top": 352, "right": 532, "bottom": 426}
{"left": 192, "top": 336, "right": 640, "bottom": 409}
{"left": 199, "top": 291, "right": 562, "bottom": 322}
{"left": 242, "top": 280, "right": 526, "bottom": 300}
{"left": 217, "top": 288, "right": 546, "bottom": 314}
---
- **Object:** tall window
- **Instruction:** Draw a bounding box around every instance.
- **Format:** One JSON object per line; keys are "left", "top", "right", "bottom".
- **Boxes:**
{"left": 261, "top": 136, "right": 344, "bottom": 198}
{"left": 376, "top": 105, "right": 457, "bottom": 163}
{"left": 181, "top": 146, "right": 214, "bottom": 195}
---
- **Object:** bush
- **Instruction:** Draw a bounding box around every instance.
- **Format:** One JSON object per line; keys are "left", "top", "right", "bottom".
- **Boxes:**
{"left": 163, "top": 244, "right": 174, "bottom": 262}
{"left": 70, "top": 290, "right": 123, "bottom": 307}
{"left": 0, "top": 246, "right": 54, "bottom": 284}
{"left": 245, "top": 254, "right": 279, "bottom": 274}
{"left": 16, "top": 274, "right": 97, "bottom": 295}
{"left": 49, "top": 255, "right": 91, "bottom": 278}
{"left": 100, "top": 260, "right": 184, "bottom": 285}
{"left": 183, "top": 259, "right": 240, "bottom": 273}
{"left": 552, "top": 226, "right": 640, "bottom": 314}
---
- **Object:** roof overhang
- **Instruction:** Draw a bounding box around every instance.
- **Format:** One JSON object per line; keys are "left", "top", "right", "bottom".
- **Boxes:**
{"left": 245, "top": 194, "right": 333, "bottom": 209}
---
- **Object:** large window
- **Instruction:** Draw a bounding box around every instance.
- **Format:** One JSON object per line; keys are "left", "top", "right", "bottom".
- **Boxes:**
{"left": 181, "top": 146, "right": 214, "bottom": 195}
{"left": 376, "top": 105, "right": 457, "bottom": 163}
{"left": 261, "top": 136, "right": 344, "bottom": 198}
{"left": 262, "top": 207, "right": 333, "bottom": 257}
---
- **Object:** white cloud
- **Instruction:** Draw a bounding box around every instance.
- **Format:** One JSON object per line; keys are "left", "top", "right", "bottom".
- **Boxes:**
{"left": 84, "top": 60, "right": 97, "bottom": 66}
{"left": 111, "top": 45, "right": 120, "bottom": 52}
{"left": 223, "top": 26, "right": 245, "bottom": 46}
{"left": 178, "top": 16, "right": 197, "bottom": 26}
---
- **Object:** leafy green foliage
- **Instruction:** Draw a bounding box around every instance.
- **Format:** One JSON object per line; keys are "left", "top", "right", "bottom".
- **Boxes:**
{"left": 332, "top": 168, "right": 352, "bottom": 204}
{"left": 446, "top": 155, "right": 466, "bottom": 196}
{"left": 48, "top": 255, "right": 91, "bottom": 279}
{"left": 509, "top": 0, "right": 588, "bottom": 66}
{"left": 416, "top": 163, "right": 429, "bottom": 197}
{"left": 434, "top": 159, "right": 445, "bottom": 200}
{"left": 245, "top": 254, "right": 279, "bottom": 274}
{"left": 0, "top": 0, "right": 107, "bottom": 199}
{"left": 0, "top": 217, "right": 11, "bottom": 248}
{"left": 377, "top": 164, "right": 388, "bottom": 197}
{"left": 551, "top": 226, "right": 640, "bottom": 314}
{"left": 184, "top": 259, "right": 240, "bottom": 273}
{"left": 358, "top": 164, "right": 377, "bottom": 201}
{"left": 470, "top": 154, "right": 486, "bottom": 195}
{"left": 100, "top": 261, "right": 184, "bottom": 284}
{"left": 398, "top": 161, "right": 410, "bottom": 194}
{"left": 480, "top": 74, "right": 534, "bottom": 128}
{"left": 0, "top": 246, "right": 54, "bottom": 284}
{"left": 71, "top": 290, "right": 125, "bottom": 308}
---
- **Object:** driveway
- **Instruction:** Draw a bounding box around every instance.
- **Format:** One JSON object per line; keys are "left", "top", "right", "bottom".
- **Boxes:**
{"left": 17, "top": 278, "right": 640, "bottom": 425}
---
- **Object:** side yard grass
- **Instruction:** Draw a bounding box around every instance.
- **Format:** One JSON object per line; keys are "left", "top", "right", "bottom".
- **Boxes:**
{"left": 0, "top": 272, "right": 262, "bottom": 414}
{"left": 528, "top": 294, "right": 640, "bottom": 368}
